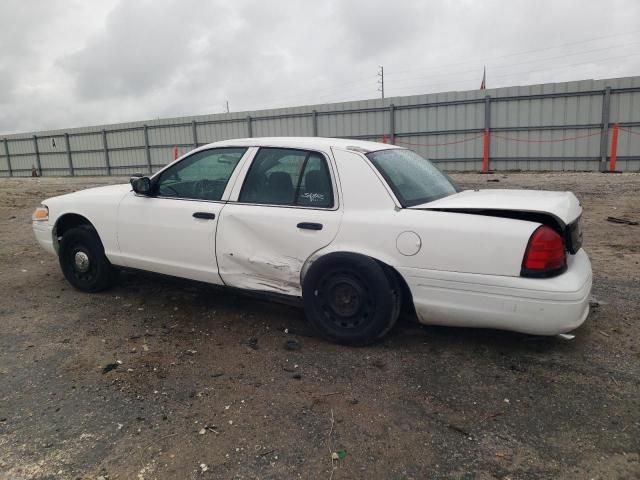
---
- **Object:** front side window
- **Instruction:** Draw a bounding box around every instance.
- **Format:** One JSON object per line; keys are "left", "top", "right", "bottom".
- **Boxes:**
{"left": 155, "top": 148, "right": 246, "bottom": 201}
{"left": 239, "top": 148, "right": 333, "bottom": 208}
{"left": 366, "top": 149, "right": 457, "bottom": 207}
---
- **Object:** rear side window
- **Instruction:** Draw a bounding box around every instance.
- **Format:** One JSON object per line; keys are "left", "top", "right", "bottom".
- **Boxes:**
{"left": 239, "top": 148, "right": 333, "bottom": 208}
{"left": 366, "top": 148, "right": 457, "bottom": 206}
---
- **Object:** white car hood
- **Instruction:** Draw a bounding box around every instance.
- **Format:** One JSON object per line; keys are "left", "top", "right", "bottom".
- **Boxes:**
{"left": 46, "top": 183, "right": 131, "bottom": 203}
{"left": 410, "top": 189, "right": 582, "bottom": 225}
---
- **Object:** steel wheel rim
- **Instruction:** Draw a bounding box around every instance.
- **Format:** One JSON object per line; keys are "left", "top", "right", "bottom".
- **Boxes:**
{"left": 317, "top": 270, "right": 372, "bottom": 329}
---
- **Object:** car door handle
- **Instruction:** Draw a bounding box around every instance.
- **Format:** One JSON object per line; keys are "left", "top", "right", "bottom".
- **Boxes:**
{"left": 297, "top": 222, "right": 323, "bottom": 230}
{"left": 193, "top": 212, "right": 216, "bottom": 220}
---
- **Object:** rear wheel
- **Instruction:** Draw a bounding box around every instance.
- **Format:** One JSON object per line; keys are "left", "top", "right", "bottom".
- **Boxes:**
{"left": 302, "top": 253, "right": 401, "bottom": 346}
{"left": 58, "top": 226, "right": 116, "bottom": 292}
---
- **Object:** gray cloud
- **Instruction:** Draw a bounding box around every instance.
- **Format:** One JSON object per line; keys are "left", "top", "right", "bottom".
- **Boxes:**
{"left": 1, "top": 0, "right": 639, "bottom": 134}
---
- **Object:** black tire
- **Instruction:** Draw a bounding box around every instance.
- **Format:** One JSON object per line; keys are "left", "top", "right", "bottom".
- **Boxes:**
{"left": 302, "top": 253, "right": 401, "bottom": 346}
{"left": 58, "top": 225, "right": 116, "bottom": 293}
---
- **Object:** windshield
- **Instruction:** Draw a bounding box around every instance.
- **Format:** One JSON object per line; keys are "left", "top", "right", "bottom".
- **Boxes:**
{"left": 366, "top": 149, "right": 457, "bottom": 207}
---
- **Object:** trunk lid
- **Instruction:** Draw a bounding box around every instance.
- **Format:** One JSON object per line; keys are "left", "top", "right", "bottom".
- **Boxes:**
{"left": 409, "top": 189, "right": 582, "bottom": 225}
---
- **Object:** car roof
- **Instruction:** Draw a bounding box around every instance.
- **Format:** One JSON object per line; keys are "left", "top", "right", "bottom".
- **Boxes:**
{"left": 199, "top": 137, "right": 403, "bottom": 153}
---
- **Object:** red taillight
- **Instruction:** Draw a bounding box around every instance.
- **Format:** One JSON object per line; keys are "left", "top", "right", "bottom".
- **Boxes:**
{"left": 521, "top": 225, "right": 567, "bottom": 277}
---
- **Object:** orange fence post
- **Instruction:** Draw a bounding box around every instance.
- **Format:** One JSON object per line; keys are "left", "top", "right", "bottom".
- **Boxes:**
{"left": 609, "top": 123, "right": 619, "bottom": 172}
{"left": 381, "top": 134, "right": 389, "bottom": 144}
{"left": 173, "top": 145, "right": 179, "bottom": 160}
{"left": 482, "top": 128, "right": 490, "bottom": 173}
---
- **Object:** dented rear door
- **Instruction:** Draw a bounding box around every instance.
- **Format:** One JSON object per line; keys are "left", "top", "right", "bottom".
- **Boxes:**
{"left": 216, "top": 147, "right": 343, "bottom": 296}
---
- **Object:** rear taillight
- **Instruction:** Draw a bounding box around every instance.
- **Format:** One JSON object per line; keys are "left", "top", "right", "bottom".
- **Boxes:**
{"left": 521, "top": 225, "right": 567, "bottom": 277}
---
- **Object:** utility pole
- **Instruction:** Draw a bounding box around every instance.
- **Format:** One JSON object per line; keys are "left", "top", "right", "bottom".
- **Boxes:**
{"left": 377, "top": 65, "right": 384, "bottom": 99}
{"left": 225, "top": 100, "right": 230, "bottom": 113}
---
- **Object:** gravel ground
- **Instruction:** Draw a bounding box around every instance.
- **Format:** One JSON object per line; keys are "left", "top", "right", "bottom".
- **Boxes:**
{"left": 0, "top": 172, "right": 639, "bottom": 480}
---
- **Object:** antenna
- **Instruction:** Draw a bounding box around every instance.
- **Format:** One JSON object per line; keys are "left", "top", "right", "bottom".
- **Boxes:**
{"left": 225, "top": 100, "right": 230, "bottom": 113}
{"left": 377, "top": 65, "right": 384, "bottom": 99}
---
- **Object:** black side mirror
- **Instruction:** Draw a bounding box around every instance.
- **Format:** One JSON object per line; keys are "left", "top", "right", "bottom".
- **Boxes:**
{"left": 129, "top": 173, "right": 144, "bottom": 187}
{"left": 132, "top": 176, "right": 152, "bottom": 195}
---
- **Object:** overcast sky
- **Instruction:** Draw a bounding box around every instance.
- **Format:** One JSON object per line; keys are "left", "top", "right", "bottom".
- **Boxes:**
{"left": 1, "top": 0, "right": 639, "bottom": 134}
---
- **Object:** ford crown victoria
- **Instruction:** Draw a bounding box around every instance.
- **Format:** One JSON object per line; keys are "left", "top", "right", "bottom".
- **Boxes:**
{"left": 32, "top": 137, "right": 591, "bottom": 345}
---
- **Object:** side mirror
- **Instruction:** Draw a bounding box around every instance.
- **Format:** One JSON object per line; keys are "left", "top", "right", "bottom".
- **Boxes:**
{"left": 132, "top": 176, "right": 152, "bottom": 195}
{"left": 129, "top": 173, "right": 144, "bottom": 187}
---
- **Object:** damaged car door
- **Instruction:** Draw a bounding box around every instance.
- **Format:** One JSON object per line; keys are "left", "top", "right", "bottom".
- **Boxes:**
{"left": 217, "top": 147, "right": 342, "bottom": 295}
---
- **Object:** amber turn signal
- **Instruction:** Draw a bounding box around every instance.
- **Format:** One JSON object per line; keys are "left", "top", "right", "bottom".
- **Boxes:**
{"left": 32, "top": 205, "right": 49, "bottom": 221}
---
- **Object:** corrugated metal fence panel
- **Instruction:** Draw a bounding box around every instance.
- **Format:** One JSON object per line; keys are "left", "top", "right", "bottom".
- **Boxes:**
{"left": 396, "top": 94, "right": 484, "bottom": 134}
{"left": 319, "top": 98, "right": 388, "bottom": 138}
{"left": 40, "top": 153, "right": 69, "bottom": 172}
{"left": 196, "top": 120, "right": 249, "bottom": 143}
{"left": 107, "top": 128, "right": 145, "bottom": 149}
{"left": 609, "top": 77, "right": 640, "bottom": 171}
{"left": 253, "top": 114, "right": 313, "bottom": 137}
{"left": 10, "top": 155, "right": 38, "bottom": 173}
{"left": 490, "top": 129, "right": 601, "bottom": 167}
{"left": 0, "top": 157, "right": 8, "bottom": 176}
{"left": 8, "top": 138, "right": 35, "bottom": 155}
{"left": 148, "top": 124, "right": 192, "bottom": 147}
{"left": 109, "top": 148, "right": 147, "bottom": 168}
{"left": 72, "top": 152, "right": 106, "bottom": 174}
{"left": 614, "top": 125, "right": 640, "bottom": 171}
{"left": 150, "top": 147, "right": 182, "bottom": 167}
{"left": 69, "top": 133, "right": 103, "bottom": 152}
{"left": 492, "top": 85, "right": 603, "bottom": 129}
{"left": 37, "top": 135, "right": 63, "bottom": 154}
{"left": 2, "top": 75, "right": 640, "bottom": 175}
{"left": 409, "top": 133, "right": 483, "bottom": 172}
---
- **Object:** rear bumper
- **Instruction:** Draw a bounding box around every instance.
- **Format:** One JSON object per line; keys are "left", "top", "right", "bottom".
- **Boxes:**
{"left": 399, "top": 249, "right": 592, "bottom": 336}
{"left": 33, "top": 222, "right": 56, "bottom": 255}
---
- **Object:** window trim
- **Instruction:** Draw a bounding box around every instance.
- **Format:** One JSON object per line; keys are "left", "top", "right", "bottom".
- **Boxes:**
{"left": 146, "top": 146, "right": 250, "bottom": 203}
{"left": 234, "top": 147, "right": 338, "bottom": 211}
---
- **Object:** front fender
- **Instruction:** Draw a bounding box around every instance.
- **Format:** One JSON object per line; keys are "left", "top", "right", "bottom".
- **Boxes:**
{"left": 41, "top": 184, "right": 131, "bottom": 264}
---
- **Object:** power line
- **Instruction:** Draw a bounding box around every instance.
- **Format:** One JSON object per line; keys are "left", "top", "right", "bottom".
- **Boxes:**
{"left": 256, "top": 40, "right": 639, "bottom": 110}
{"left": 387, "top": 41, "right": 640, "bottom": 88}
{"left": 387, "top": 29, "right": 640, "bottom": 77}
{"left": 232, "top": 32, "right": 640, "bottom": 112}
{"left": 387, "top": 52, "right": 640, "bottom": 96}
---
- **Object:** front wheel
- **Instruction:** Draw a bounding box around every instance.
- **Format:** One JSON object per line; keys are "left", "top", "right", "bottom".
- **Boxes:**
{"left": 302, "top": 253, "right": 401, "bottom": 346}
{"left": 58, "top": 226, "right": 117, "bottom": 292}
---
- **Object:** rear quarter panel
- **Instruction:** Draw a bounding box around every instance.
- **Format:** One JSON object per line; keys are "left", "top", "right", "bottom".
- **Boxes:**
{"left": 325, "top": 208, "right": 538, "bottom": 276}
{"left": 315, "top": 148, "right": 539, "bottom": 277}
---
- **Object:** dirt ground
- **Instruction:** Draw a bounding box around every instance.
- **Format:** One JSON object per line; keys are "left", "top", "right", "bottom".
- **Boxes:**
{"left": 0, "top": 172, "right": 639, "bottom": 480}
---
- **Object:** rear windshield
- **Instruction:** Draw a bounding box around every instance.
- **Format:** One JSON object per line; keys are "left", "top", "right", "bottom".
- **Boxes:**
{"left": 366, "top": 149, "right": 457, "bottom": 207}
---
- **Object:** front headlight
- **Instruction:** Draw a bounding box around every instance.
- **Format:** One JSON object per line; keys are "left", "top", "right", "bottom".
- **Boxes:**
{"left": 32, "top": 205, "right": 49, "bottom": 221}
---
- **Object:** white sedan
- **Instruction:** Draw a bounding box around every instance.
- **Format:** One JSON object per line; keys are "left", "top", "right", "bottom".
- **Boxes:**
{"left": 32, "top": 137, "right": 592, "bottom": 345}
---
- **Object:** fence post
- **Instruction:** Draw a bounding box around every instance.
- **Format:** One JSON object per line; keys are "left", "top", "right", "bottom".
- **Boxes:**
{"left": 482, "top": 95, "right": 491, "bottom": 173}
{"left": 143, "top": 125, "right": 152, "bottom": 174}
{"left": 64, "top": 133, "right": 74, "bottom": 176}
{"left": 33, "top": 135, "right": 42, "bottom": 176}
{"left": 609, "top": 122, "right": 619, "bottom": 172}
{"left": 312, "top": 110, "right": 318, "bottom": 136}
{"left": 3, "top": 138, "right": 12, "bottom": 177}
{"left": 599, "top": 86, "right": 612, "bottom": 172}
{"left": 192, "top": 120, "right": 198, "bottom": 148}
{"left": 102, "top": 129, "right": 111, "bottom": 176}
{"left": 247, "top": 116, "right": 253, "bottom": 138}
{"left": 389, "top": 104, "right": 396, "bottom": 144}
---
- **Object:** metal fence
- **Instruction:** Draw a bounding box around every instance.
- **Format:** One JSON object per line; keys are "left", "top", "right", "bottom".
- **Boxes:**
{"left": 1, "top": 75, "right": 639, "bottom": 176}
